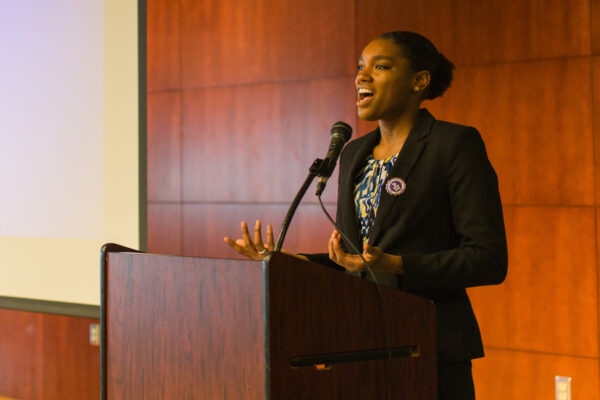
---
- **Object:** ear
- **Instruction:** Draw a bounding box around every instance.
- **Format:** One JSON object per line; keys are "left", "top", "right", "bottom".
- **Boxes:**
{"left": 411, "top": 70, "right": 431, "bottom": 94}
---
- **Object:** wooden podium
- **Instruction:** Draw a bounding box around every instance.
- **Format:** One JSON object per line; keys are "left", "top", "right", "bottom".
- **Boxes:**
{"left": 100, "top": 244, "right": 437, "bottom": 399}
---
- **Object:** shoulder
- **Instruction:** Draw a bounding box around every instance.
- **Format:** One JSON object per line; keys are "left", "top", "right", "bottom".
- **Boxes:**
{"left": 427, "top": 118, "right": 488, "bottom": 163}
{"left": 429, "top": 118, "right": 482, "bottom": 147}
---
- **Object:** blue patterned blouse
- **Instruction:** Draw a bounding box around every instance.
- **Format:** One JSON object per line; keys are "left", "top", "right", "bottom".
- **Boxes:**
{"left": 353, "top": 153, "right": 398, "bottom": 244}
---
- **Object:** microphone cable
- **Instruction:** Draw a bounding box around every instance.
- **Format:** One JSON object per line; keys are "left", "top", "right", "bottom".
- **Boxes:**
{"left": 317, "top": 194, "right": 395, "bottom": 400}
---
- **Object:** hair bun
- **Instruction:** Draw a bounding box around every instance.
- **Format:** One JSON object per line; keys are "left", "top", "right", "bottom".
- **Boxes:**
{"left": 378, "top": 31, "right": 455, "bottom": 100}
{"left": 426, "top": 52, "right": 454, "bottom": 100}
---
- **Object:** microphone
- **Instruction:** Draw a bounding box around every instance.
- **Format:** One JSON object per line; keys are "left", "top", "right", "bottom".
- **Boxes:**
{"left": 316, "top": 121, "right": 352, "bottom": 196}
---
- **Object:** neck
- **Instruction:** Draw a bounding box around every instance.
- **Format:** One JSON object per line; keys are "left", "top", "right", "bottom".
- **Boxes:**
{"left": 377, "top": 108, "right": 420, "bottom": 147}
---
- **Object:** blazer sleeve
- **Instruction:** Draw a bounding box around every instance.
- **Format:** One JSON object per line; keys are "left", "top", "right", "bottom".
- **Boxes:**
{"left": 401, "top": 127, "right": 508, "bottom": 294}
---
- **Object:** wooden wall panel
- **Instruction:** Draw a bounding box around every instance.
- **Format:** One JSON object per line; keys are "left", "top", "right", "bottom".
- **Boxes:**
{"left": 179, "top": 0, "right": 355, "bottom": 88}
{"left": 427, "top": 57, "right": 594, "bottom": 206}
{"left": 473, "top": 348, "right": 599, "bottom": 400}
{"left": 38, "top": 315, "right": 100, "bottom": 397}
{"left": 147, "top": 92, "right": 181, "bottom": 202}
{"left": 181, "top": 84, "right": 279, "bottom": 203}
{"left": 0, "top": 309, "right": 99, "bottom": 400}
{"left": 146, "top": 0, "right": 600, "bottom": 398}
{"left": 593, "top": 0, "right": 600, "bottom": 54}
{"left": 468, "top": 206, "right": 598, "bottom": 356}
{"left": 181, "top": 78, "right": 356, "bottom": 204}
{"left": 182, "top": 203, "right": 336, "bottom": 259}
{"left": 147, "top": 0, "right": 180, "bottom": 91}
{"left": 147, "top": 203, "right": 182, "bottom": 255}
{"left": 0, "top": 310, "right": 37, "bottom": 399}
{"left": 594, "top": 56, "right": 600, "bottom": 202}
{"left": 355, "top": 0, "right": 591, "bottom": 65}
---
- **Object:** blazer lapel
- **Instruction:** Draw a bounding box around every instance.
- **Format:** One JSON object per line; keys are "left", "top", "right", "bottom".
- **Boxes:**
{"left": 368, "top": 109, "right": 434, "bottom": 245}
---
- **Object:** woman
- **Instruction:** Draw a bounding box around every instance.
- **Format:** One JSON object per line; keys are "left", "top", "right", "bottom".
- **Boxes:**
{"left": 225, "top": 31, "right": 507, "bottom": 400}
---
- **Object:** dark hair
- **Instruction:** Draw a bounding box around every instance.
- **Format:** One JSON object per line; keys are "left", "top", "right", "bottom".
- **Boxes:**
{"left": 378, "top": 31, "right": 454, "bottom": 100}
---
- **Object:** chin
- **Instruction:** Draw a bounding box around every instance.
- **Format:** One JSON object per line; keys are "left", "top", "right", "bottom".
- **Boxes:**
{"left": 357, "top": 109, "right": 379, "bottom": 122}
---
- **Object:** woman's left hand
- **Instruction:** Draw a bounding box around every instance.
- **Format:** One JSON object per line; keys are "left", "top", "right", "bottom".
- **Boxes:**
{"left": 328, "top": 230, "right": 404, "bottom": 274}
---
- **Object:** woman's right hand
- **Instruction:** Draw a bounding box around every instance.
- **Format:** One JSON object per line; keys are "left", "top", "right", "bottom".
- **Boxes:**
{"left": 224, "top": 220, "right": 274, "bottom": 260}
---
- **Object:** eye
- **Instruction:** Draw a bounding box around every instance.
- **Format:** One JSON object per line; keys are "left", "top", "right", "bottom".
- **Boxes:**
{"left": 357, "top": 65, "right": 365, "bottom": 71}
{"left": 375, "top": 64, "right": 390, "bottom": 70}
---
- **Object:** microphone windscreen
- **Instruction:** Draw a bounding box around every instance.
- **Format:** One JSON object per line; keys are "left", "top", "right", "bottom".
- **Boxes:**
{"left": 331, "top": 121, "right": 352, "bottom": 142}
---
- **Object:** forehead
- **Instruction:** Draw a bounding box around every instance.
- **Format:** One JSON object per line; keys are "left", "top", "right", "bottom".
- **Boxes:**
{"left": 359, "top": 38, "right": 404, "bottom": 61}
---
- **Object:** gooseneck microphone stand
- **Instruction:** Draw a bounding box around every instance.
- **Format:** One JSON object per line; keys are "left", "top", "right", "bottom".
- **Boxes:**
{"left": 274, "top": 158, "right": 325, "bottom": 252}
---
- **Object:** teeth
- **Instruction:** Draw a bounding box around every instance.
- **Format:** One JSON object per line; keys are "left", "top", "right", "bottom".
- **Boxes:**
{"left": 358, "top": 88, "right": 373, "bottom": 95}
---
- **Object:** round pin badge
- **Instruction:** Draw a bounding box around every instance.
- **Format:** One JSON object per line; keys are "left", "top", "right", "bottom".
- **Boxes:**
{"left": 385, "top": 177, "right": 407, "bottom": 196}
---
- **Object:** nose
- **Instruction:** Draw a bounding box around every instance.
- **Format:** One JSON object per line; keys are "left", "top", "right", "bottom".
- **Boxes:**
{"left": 355, "top": 67, "right": 372, "bottom": 85}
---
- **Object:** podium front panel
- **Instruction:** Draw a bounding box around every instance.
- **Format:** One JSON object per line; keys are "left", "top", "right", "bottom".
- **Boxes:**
{"left": 264, "top": 252, "right": 437, "bottom": 399}
{"left": 104, "top": 253, "right": 264, "bottom": 400}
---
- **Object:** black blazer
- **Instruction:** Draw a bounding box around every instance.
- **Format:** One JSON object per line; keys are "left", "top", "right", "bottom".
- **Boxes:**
{"left": 307, "top": 109, "right": 508, "bottom": 364}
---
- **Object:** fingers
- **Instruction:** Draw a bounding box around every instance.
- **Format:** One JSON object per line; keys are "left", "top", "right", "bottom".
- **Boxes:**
{"left": 223, "top": 235, "right": 257, "bottom": 259}
{"left": 224, "top": 236, "right": 242, "bottom": 252}
{"left": 224, "top": 220, "right": 274, "bottom": 260}
{"left": 254, "top": 220, "right": 276, "bottom": 252}
{"left": 254, "top": 220, "right": 265, "bottom": 250}
{"left": 329, "top": 230, "right": 355, "bottom": 270}
{"left": 328, "top": 230, "right": 370, "bottom": 272}
{"left": 361, "top": 242, "right": 385, "bottom": 268}
{"left": 328, "top": 231, "right": 337, "bottom": 262}
{"left": 363, "top": 242, "right": 375, "bottom": 257}
{"left": 266, "top": 224, "right": 274, "bottom": 251}
{"left": 326, "top": 232, "right": 389, "bottom": 273}
{"left": 330, "top": 230, "right": 345, "bottom": 262}
{"left": 241, "top": 221, "right": 254, "bottom": 250}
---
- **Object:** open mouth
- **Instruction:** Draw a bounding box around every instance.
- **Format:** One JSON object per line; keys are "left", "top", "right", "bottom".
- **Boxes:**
{"left": 357, "top": 88, "right": 374, "bottom": 105}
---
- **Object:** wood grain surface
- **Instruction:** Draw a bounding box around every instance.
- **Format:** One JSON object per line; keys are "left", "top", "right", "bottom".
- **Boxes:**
{"left": 179, "top": 0, "right": 355, "bottom": 88}
{"left": 181, "top": 78, "right": 356, "bottom": 204}
{"left": 468, "top": 206, "right": 598, "bottom": 356}
{"left": 355, "top": 0, "right": 591, "bottom": 65}
{"left": 266, "top": 252, "right": 437, "bottom": 399}
{"left": 182, "top": 203, "right": 336, "bottom": 259}
{"left": 147, "top": 92, "right": 182, "bottom": 202}
{"left": 145, "top": 0, "right": 600, "bottom": 398}
{"left": 593, "top": 0, "right": 600, "bottom": 54}
{"left": 104, "top": 251, "right": 436, "bottom": 399}
{"left": 148, "top": 202, "right": 183, "bottom": 255}
{"left": 0, "top": 309, "right": 99, "bottom": 400}
{"left": 473, "top": 348, "right": 599, "bottom": 400}
{"left": 147, "top": 0, "right": 180, "bottom": 91}
{"left": 106, "top": 253, "right": 264, "bottom": 399}
{"left": 594, "top": 56, "right": 600, "bottom": 203}
{"left": 428, "top": 57, "right": 594, "bottom": 206}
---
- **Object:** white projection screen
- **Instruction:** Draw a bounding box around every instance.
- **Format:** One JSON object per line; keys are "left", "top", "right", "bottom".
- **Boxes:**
{"left": 0, "top": 0, "right": 140, "bottom": 305}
